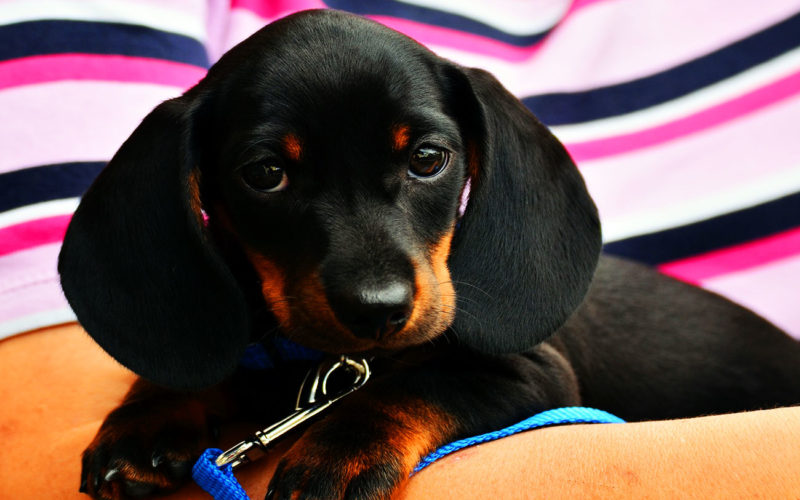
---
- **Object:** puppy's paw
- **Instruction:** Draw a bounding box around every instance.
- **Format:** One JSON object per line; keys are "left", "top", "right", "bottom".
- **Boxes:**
{"left": 265, "top": 433, "right": 408, "bottom": 500}
{"left": 80, "top": 400, "right": 215, "bottom": 499}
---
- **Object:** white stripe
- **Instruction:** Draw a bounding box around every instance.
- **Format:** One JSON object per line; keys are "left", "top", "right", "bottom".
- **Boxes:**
{"left": 0, "top": 0, "right": 207, "bottom": 42}
{"left": 395, "top": 0, "right": 570, "bottom": 36}
{"left": 0, "top": 198, "right": 79, "bottom": 229}
{"left": 0, "top": 307, "right": 76, "bottom": 340}
{"left": 601, "top": 167, "right": 800, "bottom": 243}
{"left": 551, "top": 47, "right": 800, "bottom": 143}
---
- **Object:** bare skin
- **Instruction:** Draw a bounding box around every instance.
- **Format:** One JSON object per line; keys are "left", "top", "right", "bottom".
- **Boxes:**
{"left": 2, "top": 323, "right": 800, "bottom": 499}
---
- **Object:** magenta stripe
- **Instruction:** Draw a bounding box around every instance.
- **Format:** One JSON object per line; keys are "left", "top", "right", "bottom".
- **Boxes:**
{"left": 566, "top": 70, "right": 800, "bottom": 162}
{"left": 0, "top": 54, "right": 206, "bottom": 91}
{"left": 659, "top": 227, "right": 800, "bottom": 284}
{"left": 0, "top": 216, "right": 71, "bottom": 257}
{"left": 230, "top": 0, "right": 324, "bottom": 19}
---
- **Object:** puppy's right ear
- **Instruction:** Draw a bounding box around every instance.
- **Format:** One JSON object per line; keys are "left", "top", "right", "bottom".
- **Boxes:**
{"left": 58, "top": 96, "right": 250, "bottom": 390}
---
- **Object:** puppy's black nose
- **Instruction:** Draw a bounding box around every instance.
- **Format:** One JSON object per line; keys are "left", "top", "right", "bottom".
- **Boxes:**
{"left": 334, "top": 282, "right": 414, "bottom": 340}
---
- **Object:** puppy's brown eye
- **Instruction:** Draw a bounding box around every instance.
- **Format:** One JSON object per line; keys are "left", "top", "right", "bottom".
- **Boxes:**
{"left": 241, "top": 163, "right": 288, "bottom": 192}
{"left": 409, "top": 146, "right": 449, "bottom": 178}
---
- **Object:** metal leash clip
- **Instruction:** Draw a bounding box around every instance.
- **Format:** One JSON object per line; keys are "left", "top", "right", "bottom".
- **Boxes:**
{"left": 215, "top": 356, "right": 371, "bottom": 469}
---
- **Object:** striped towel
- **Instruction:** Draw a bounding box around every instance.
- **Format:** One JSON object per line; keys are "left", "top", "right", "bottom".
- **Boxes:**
{"left": 2, "top": 0, "right": 799, "bottom": 340}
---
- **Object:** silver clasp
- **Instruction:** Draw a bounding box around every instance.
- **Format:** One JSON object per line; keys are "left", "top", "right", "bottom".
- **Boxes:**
{"left": 215, "top": 356, "right": 371, "bottom": 469}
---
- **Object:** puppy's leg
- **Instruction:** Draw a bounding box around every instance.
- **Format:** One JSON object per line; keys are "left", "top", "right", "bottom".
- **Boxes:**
{"left": 80, "top": 377, "right": 230, "bottom": 500}
{"left": 267, "top": 344, "right": 579, "bottom": 500}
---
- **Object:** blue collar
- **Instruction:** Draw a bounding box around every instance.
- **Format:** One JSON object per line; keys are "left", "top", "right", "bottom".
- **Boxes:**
{"left": 239, "top": 337, "right": 323, "bottom": 370}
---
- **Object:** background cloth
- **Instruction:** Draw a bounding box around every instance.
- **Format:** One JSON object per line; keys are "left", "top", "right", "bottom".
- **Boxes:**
{"left": 1, "top": 0, "right": 799, "bottom": 340}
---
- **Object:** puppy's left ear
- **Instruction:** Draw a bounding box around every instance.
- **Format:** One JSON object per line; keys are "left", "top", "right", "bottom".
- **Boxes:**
{"left": 443, "top": 65, "right": 602, "bottom": 353}
{"left": 58, "top": 96, "right": 250, "bottom": 390}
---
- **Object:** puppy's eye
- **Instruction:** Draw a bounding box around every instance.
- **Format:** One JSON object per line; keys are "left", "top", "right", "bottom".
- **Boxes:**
{"left": 241, "top": 162, "right": 288, "bottom": 192}
{"left": 409, "top": 146, "right": 449, "bottom": 178}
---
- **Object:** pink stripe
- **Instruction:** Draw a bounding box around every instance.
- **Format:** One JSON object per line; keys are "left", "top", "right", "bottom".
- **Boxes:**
{"left": 0, "top": 278, "right": 71, "bottom": 325}
{"left": 0, "top": 81, "right": 181, "bottom": 173}
{"left": 0, "top": 243, "right": 62, "bottom": 295}
{"left": 659, "top": 228, "right": 800, "bottom": 284}
{"left": 0, "top": 275, "right": 70, "bottom": 327}
{"left": 566, "top": 70, "right": 800, "bottom": 162}
{"left": 700, "top": 254, "right": 800, "bottom": 339}
{"left": 0, "top": 54, "right": 206, "bottom": 91}
{"left": 579, "top": 93, "right": 800, "bottom": 233}
{"left": 0, "top": 216, "right": 71, "bottom": 257}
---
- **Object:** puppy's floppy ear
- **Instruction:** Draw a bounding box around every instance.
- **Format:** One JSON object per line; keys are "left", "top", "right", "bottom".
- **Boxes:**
{"left": 444, "top": 66, "right": 601, "bottom": 353}
{"left": 58, "top": 96, "right": 249, "bottom": 390}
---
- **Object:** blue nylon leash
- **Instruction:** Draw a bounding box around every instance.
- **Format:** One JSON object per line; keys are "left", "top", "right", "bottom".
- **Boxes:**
{"left": 193, "top": 449, "right": 250, "bottom": 500}
{"left": 192, "top": 406, "right": 625, "bottom": 499}
{"left": 412, "top": 406, "right": 625, "bottom": 473}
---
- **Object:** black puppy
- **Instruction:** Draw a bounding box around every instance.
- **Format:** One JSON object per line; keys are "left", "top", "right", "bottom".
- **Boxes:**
{"left": 59, "top": 9, "right": 800, "bottom": 500}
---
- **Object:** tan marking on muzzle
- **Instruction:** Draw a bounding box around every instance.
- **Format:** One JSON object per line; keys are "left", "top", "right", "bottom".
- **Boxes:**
{"left": 295, "top": 271, "right": 351, "bottom": 336}
{"left": 187, "top": 169, "right": 204, "bottom": 226}
{"left": 405, "top": 228, "right": 456, "bottom": 334}
{"left": 245, "top": 252, "right": 291, "bottom": 326}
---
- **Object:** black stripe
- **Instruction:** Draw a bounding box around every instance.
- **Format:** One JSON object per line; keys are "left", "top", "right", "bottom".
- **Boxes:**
{"left": 603, "top": 192, "right": 800, "bottom": 266}
{"left": 0, "top": 20, "right": 209, "bottom": 67}
{"left": 0, "top": 162, "right": 105, "bottom": 214}
{"left": 524, "top": 10, "right": 800, "bottom": 125}
{"left": 325, "top": 0, "right": 550, "bottom": 46}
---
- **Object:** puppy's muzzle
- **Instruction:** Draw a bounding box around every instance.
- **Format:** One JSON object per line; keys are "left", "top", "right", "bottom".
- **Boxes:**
{"left": 328, "top": 280, "right": 414, "bottom": 340}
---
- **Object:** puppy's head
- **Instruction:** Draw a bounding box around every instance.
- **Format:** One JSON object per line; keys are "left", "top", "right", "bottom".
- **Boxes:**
{"left": 59, "top": 10, "right": 601, "bottom": 389}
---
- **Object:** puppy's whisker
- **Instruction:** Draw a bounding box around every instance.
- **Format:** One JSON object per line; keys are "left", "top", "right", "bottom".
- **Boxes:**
{"left": 449, "top": 305, "right": 484, "bottom": 330}
{"left": 446, "top": 280, "right": 494, "bottom": 300}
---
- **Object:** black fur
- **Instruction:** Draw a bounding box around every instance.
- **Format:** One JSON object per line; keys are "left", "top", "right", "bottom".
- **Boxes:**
{"left": 59, "top": 10, "right": 800, "bottom": 500}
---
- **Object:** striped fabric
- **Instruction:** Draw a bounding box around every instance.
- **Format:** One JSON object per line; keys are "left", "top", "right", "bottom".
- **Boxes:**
{"left": 1, "top": 0, "right": 799, "bottom": 340}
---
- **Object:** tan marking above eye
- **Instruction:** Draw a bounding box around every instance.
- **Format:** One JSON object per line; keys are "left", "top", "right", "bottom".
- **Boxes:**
{"left": 392, "top": 124, "right": 411, "bottom": 151}
{"left": 282, "top": 133, "right": 303, "bottom": 161}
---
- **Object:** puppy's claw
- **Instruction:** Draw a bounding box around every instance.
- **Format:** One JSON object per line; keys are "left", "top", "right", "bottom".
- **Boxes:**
{"left": 103, "top": 468, "right": 120, "bottom": 483}
{"left": 92, "top": 469, "right": 102, "bottom": 492}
